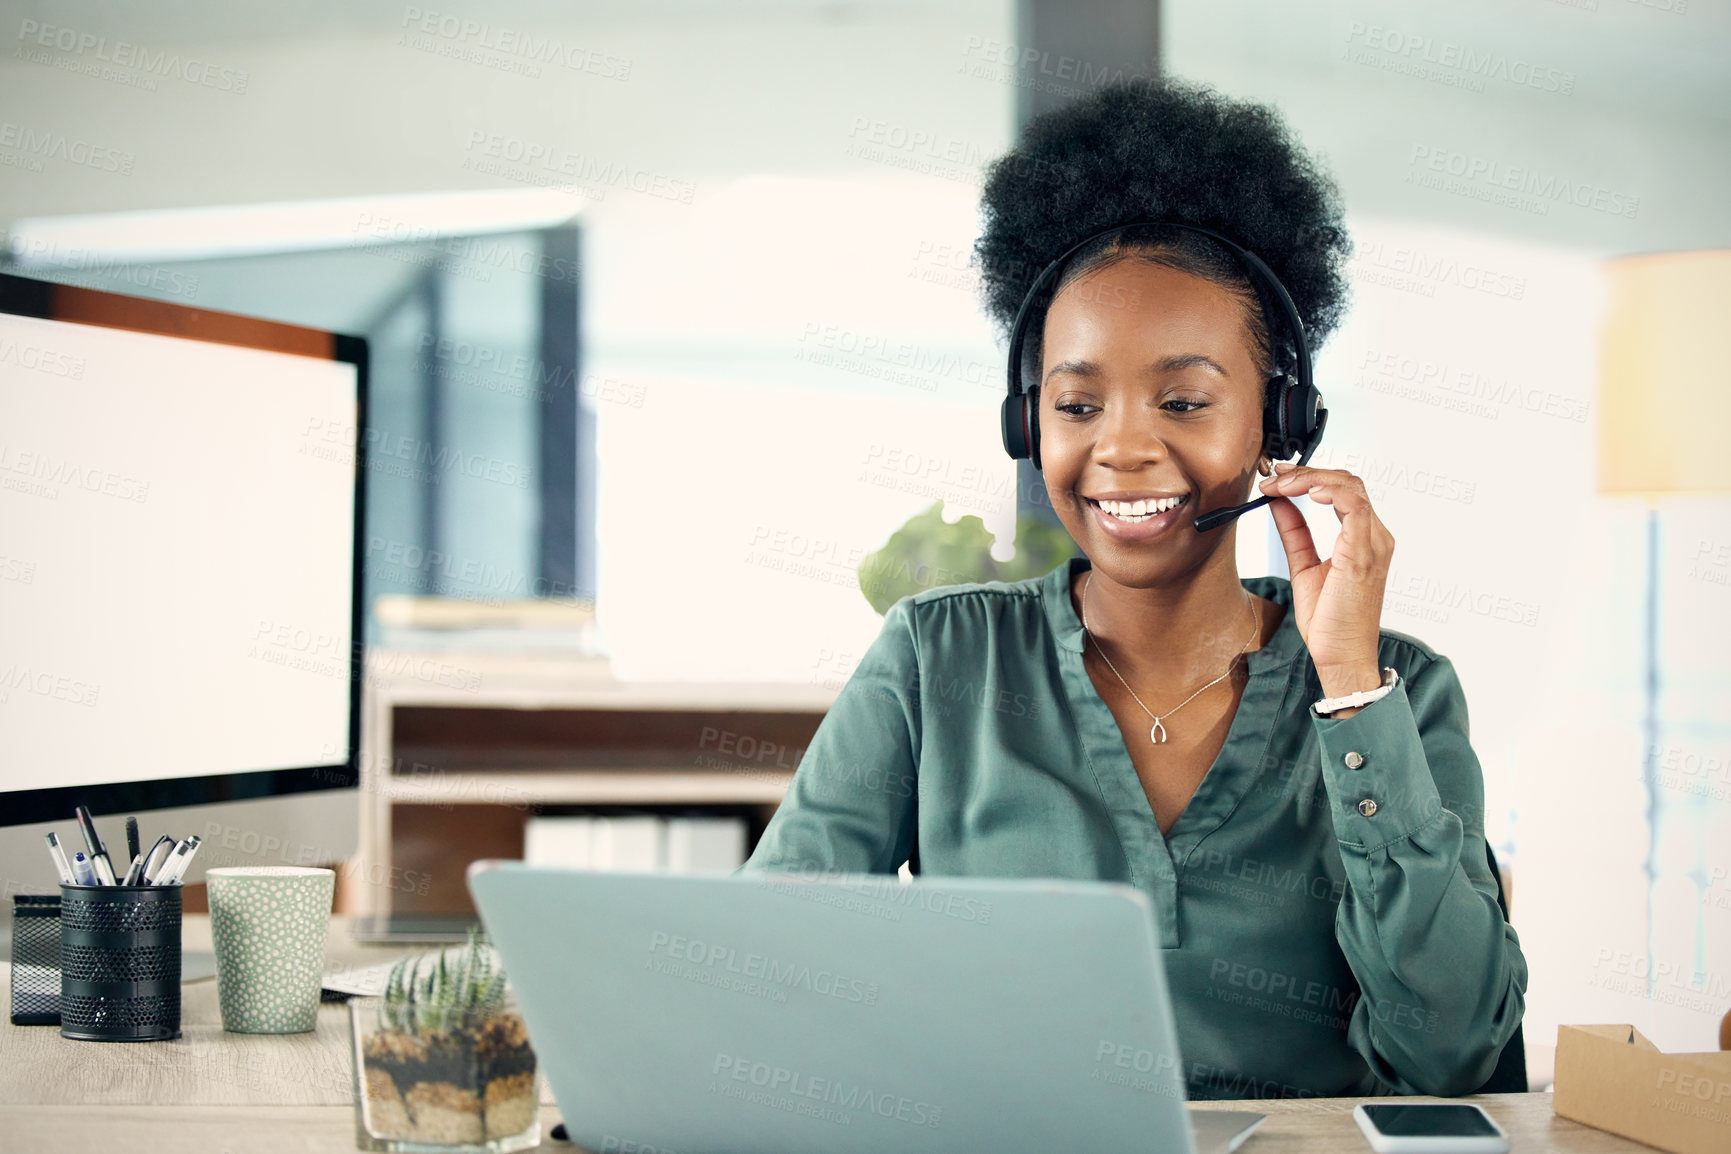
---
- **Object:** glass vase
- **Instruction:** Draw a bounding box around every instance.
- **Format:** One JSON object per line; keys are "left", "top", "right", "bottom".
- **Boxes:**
{"left": 349, "top": 994, "right": 539, "bottom": 1153}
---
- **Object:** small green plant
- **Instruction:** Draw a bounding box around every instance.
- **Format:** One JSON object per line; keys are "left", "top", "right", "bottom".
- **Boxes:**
{"left": 381, "top": 926, "right": 507, "bottom": 1032}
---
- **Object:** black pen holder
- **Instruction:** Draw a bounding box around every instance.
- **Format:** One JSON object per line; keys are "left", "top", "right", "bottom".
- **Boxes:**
{"left": 57, "top": 882, "right": 182, "bottom": 1042}
{"left": 9, "top": 895, "right": 62, "bottom": 1026}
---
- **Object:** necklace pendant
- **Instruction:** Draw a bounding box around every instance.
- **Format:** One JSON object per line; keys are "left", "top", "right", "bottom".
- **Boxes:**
{"left": 1150, "top": 718, "right": 1167, "bottom": 744}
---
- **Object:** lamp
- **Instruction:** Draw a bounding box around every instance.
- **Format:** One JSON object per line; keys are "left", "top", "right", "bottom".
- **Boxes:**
{"left": 1595, "top": 249, "right": 1731, "bottom": 993}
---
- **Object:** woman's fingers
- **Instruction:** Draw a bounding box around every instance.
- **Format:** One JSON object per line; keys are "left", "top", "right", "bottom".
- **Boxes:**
{"left": 1260, "top": 465, "right": 1395, "bottom": 572}
{"left": 1265, "top": 492, "right": 1322, "bottom": 574}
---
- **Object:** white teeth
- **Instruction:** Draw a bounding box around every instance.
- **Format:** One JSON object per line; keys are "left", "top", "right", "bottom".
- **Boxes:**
{"left": 1097, "top": 495, "right": 1184, "bottom": 519}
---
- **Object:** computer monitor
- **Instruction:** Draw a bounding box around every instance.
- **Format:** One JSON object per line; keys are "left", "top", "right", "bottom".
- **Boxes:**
{"left": 0, "top": 273, "right": 366, "bottom": 850}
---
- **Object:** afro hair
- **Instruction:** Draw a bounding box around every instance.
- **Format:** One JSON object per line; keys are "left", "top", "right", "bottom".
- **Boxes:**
{"left": 975, "top": 77, "right": 1352, "bottom": 381}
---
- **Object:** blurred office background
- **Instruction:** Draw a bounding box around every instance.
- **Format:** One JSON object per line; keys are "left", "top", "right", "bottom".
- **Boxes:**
{"left": 2, "top": 0, "right": 1727, "bottom": 1081}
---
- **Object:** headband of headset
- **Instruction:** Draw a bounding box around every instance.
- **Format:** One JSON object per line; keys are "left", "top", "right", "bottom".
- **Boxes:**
{"left": 999, "top": 220, "right": 1317, "bottom": 471}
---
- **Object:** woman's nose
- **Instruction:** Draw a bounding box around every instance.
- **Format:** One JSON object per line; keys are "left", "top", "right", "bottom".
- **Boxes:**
{"left": 1092, "top": 402, "right": 1167, "bottom": 467}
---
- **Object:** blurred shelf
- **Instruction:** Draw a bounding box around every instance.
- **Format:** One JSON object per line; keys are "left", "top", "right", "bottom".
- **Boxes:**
{"left": 362, "top": 648, "right": 840, "bottom": 710}
{"left": 382, "top": 769, "right": 795, "bottom": 806}
{"left": 353, "top": 648, "right": 833, "bottom": 917}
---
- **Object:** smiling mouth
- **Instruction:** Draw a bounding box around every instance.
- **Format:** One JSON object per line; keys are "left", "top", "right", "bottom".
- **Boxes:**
{"left": 1084, "top": 493, "right": 1190, "bottom": 523}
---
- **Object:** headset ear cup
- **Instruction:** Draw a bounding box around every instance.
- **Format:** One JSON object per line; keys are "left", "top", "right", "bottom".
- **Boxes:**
{"left": 1286, "top": 380, "right": 1318, "bottom": 455}
{"left": 1028, "top": 387, "right": 1041, "bottom": 470}
{"left": 1263, "top": 375, "right": 1287, "bottom": 460}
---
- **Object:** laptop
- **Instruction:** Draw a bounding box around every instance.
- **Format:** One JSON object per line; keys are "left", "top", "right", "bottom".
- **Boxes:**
{"left": 468, "top": 863, "right": 1265, "bottom": 1154}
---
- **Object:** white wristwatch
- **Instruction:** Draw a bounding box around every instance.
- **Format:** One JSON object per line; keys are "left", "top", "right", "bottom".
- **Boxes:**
{"left": 1313, "top": 667, "right": 1399, "bottom": 717}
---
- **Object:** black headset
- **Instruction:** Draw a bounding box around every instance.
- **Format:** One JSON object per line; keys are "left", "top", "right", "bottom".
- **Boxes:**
{"left": 999, "top": 220, "right": 1328, "bottom": 533}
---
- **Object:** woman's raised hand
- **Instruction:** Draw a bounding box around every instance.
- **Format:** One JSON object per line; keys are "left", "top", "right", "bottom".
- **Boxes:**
{"left": 1258, "top": 461, "right": 1394, "bottom": 697}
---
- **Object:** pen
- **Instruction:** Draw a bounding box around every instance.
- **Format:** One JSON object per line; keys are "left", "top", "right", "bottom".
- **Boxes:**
{"left": 45, "top": 832, "right": 75, "bottom": 885}
{"left": 153, "top": 839, "right": 190, "bottom": 885}
{"left": 74, "top": 804, "right": 103, "bottom": 858}
{"left": 159, "top": 835, "right": 203, "bottom": 886}
{"left": 74, "top": 805, "right": 117, "bottom": 885}
{"left": 71, "top": 851, "right": 97, "bottom": 886}
{"left": 122, "top": 852, "right": 148, "bottom": 886}
{"left": 125, "top": 816, "right": 141, "bottom": 865}
{"left": 139, "top": 835, "right": 175, "bottom": 884}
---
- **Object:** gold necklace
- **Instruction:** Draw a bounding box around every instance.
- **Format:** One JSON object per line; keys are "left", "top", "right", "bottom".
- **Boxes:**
{"left": 1080, "top": 571, "right": 1259, "bottom": 744}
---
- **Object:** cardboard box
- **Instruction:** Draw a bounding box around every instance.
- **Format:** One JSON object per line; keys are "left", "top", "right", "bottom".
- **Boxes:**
{"left": 1552, "top": 1024, "right": 1731, "bottom": 1154}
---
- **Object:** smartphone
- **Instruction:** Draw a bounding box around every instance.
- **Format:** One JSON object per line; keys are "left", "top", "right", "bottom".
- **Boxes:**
{"left": 1352, "top": 1103, "right": 1510, "bottom": 1154}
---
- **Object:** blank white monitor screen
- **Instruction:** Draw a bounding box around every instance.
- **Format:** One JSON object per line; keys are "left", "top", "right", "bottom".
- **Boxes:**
{"left": 0, "top": 287, "right": 361, "bottom": 821}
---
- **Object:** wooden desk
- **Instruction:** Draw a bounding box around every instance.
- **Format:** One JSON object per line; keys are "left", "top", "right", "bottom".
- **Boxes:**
{"left": 0, "top": 1095, "right": 1649, "bottom": 1153}
{"left": 2, "top": 917, "right": 1647, "bottom": 1152}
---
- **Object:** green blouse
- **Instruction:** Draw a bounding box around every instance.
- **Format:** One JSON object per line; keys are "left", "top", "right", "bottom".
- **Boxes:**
{"left": 741, "top": 555, "right": 1528, "bottom": 1099}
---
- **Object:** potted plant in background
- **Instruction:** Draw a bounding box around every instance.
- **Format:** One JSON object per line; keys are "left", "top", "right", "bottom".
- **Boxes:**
{"left": 350, "top": 928, "right": 539, "bottom": 1152}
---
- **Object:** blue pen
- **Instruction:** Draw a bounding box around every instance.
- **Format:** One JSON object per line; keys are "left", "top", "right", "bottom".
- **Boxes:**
{"left": 71, "top": 851, "right": 98, "bottom": 886}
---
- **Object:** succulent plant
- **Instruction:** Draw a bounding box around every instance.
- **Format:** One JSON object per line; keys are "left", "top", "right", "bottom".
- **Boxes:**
{"left": 381, "top": 926, "right": 507, "bottom": 1032}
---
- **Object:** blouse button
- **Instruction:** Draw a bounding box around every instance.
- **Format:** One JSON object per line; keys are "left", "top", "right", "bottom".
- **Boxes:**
{"left": 1357, "top": 798, "right": 1379, "bottom": 817}
{"left": 1344, "top": 751, "right": 1365, "bottom": 769}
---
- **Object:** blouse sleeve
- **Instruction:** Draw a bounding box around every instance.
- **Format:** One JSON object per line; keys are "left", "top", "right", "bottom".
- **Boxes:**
{"left": 738, "top": 597, "right": 923, "bottom": 876}
{"left": 1309, "top": 646, "right": 1529, "bottom": 1096}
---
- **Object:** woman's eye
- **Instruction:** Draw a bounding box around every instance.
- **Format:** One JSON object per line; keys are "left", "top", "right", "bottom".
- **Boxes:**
{"left": 1053, "top": 400, "right": 1206, "bottom": 416}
